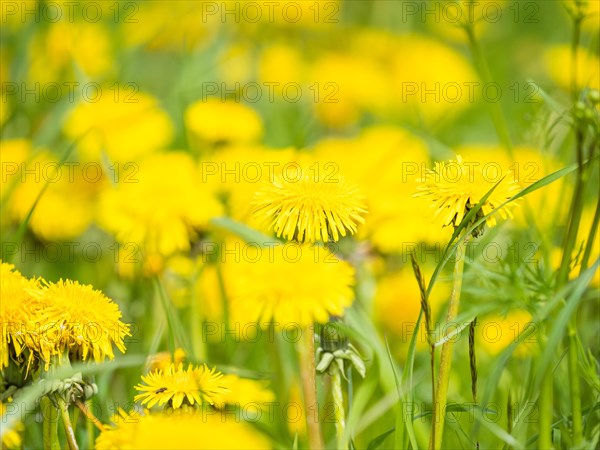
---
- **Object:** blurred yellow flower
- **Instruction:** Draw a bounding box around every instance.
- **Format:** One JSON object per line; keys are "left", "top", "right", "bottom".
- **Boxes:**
{"left": 64, "top": 92, "right": 174, "bottom": 163}
{"left": 221, "top": 374, "right": 275, "bottom": 407}
{"left": 185, "top": 99, "right": 263, "bottom": 147}
{"left": 96, "top": 409, "right": 271, "bottom": 450}
{"left": 252, "top": 167, "right": 367, "bottom": 243}
{"left": 121, "top": 1, "right": 218, "bottom": 50}
{"left": 0, "top": 401, "right": 23, "bottom": 449}
{"left": 415, "top": 155, "right": 521, "bottom": 231}
{"left": 228, "top": 243, "right": 355, "bottom": 328}
{"left": 146, "top": 348, "right": 187, "bottom": 373}
{"left": 6, "top": 146, "right": 99, "bottom": 241}
{"left": 258, "top": 44, "right": 305, "bottom": 92}
{"left": 30, "top": 279, "right": 130, "bottom": 369}
{"left": 478, "top": 310, "right": 536, "bottom": 357}
{"left": 390, "top": 34, "right": 478, "bottom": 123}
{"left": 544, "top": 44, "right": 600, "bottom": 90}
{"left": 28, "top": 21, "right": 113, "bottom": 83}
{"left": 373, "top": 269, "right": 449, "bottom": 353}
{"left": 98, "top": 151, "right": 223, "bottom": 260}
{"left": 134, "top": 363, "right": 229, "bottom": 409}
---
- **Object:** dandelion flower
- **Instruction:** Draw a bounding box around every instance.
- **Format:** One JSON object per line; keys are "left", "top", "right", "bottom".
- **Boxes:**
{"left": 228, "top": 244, "right": 355, "bottom": 328}
{"left": 185, "top": 99, "right": 263, "bottom": 146}
{"left": 415, "top": 155, "right": 520, "bottom": 232}
{"left": 96, "top": 409, "right": 271, "bottom": 450}
{"left": 220, "top": 374, "right": 275, "bottom": 408}
{"left": 134, "top": 363, "right": 229, "bottom": 409}
{"left": 252, "top": 169, "right": 367, "bottom": 243}
{"left": 30, "top": 280, "right": 130, "bottom": 369}
{"left": 98, "top": 151, "right": 222, "bottom": 262}
{"left": 0, "top": 262, "right": 42, "bottom": 369}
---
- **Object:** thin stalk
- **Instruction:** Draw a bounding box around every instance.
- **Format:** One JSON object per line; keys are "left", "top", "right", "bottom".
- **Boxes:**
{"left": 41, "top": 396, "right": 60, "bottom": 450}
{"left": 538, "top": 370, "right": 554, "bottom": 449}
{"left": 57, "top": 397, "right": 79, "bottom": 450}
{"left": 559, "top": 9, "right": 587, "bottom": 445}
{"left": 430, "top": 238, "right": 468, "bottom": 450}
{"left": 75, "top": 400, "right": 105, "bottom": 432}
{"left": 331, "top": 368, "right": 346, "bottom": 450}
{"left": 580, "top": 191, "right": 600, "bottom": 273}
{"left": 299, "top": 324, "right": 323, "bottom": 450}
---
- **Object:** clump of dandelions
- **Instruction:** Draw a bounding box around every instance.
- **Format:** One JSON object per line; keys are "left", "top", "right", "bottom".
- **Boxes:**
{"left": 252, "top": 166, "right": 367, "bottom": 243}
{"left": 415, "top": 155, "right": 520, "bottom": 236}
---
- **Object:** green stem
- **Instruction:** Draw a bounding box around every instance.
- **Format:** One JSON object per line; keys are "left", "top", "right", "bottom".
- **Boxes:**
{"left": 331, "top": 368, "right": 346, "bottom": 450}
{"left": 538, "top": 369, "right": 554, "bottom": 449}
{"left": 567, "top": 326, "right": 583, "bottom": 446}
{"left": 430, "top": 239, "right": 468, "bottom": 450}
{"left": 580, "top": 193, "right": 600, "bottom": 273}
{"left": 41, "top": 396, "right": 60, "bottom": 450}
{"left": 463, "top": 23, "right": 513, "bottom": 155}
{"left": 57, "top": 397, "right": 79, "bottom": 450}
{"left": 299, "top": 324, "right": 323, "bottom": 450}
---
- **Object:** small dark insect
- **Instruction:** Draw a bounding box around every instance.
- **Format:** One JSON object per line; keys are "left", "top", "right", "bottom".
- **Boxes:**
{"left": 155, "top": 387, "right": 167, "bottom": 394}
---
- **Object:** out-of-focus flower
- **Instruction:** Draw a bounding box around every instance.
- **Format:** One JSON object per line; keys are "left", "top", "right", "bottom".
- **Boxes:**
{"left": 373, "top": 269, "right": 449, "bottom": 353}
{"left": 96, "top": 409, "right": 271, "bottom": 450}
{"left": 98, "top": 152, "right": 223, "bottom": 264}
{"left": 0, "top": 401, "right": 23, "bottom": 449}
{"left": 146, "top": 348, "right": 187, "bottom": 373}
{"left": 134, "top": 363, "right": 229, "bottom": 409}
{"left": 252, "top": 166, "right": 367, "bottom": 243}
{"left": 5, "top": 144, "right": 100, "bottom": 241}
{"left": 389, "top": 34, "right": 478, "bottom": 124}
{"left": 30, "top": 279, "right": 130, "bottom": 369}
{"left": 121, "top": 1, "right": 218, "bottom": 50}
{"left": 185, "top": 99, "right": 263, "bottom": 147}
{"left": 220, "top": 374, "right": 275, "bottom": 408}
{"left": 258, "top": 44, "right": 305, "bottom": 93}
{"left": 228, "top": 243, "right": 355, "bottom": 328}
{"left": 64, "top": 93, "right": 174, "bottom": 163}
{"left": 478, "top": 310, "right": 536, "bottom": 357}
{"left": 310, "top": 53, "right": 389, "bottom": 128}
{"left": 203, "top": 145, "right": 300, "bottom": 226}
{"left": 544, "top": 45, "right": 600, "bottom": 90}
{"left": 28, "top": 21, "right": 113, "bottom": 83}
{"left": 415, "top": 155, "right": 521, "bottom": 233}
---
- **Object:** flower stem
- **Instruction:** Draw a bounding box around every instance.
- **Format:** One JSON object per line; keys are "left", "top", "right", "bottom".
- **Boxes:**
{"left": 299, "top": 324, "right": 323, "bottom": 450}
{"left": 331, "top": 367, "right": 346, "bottom": 449}
{"left": 430, "top": 239, "right": 468, "bottom": 450}
{"left": 538, "top": 368, "right": 554, "bottom": 449}
{"left": 567, "top": 326, "right": 583, "bottom": 446}
{"left": 57, "top": 397, "right": 79, "bottom": 450}
{"left": 41, "top": 396, "right": 60, "bottom": 450}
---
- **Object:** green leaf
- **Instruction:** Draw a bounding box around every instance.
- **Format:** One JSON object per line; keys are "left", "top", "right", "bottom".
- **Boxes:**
{"left": 210, "top": 217, "right": 279, "bottom": 247}
{"left": 366, "top": 428, "right": 395, "bottom": 450}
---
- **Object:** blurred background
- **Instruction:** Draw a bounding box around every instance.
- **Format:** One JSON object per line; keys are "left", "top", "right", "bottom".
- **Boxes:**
{"left": 1, "top": 0, "right": 599, "bottom": 448}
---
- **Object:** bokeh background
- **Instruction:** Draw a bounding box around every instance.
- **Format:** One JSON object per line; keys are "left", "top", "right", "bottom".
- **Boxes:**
{"left": 1, "top": 0, "right": 599, "bottom": 449}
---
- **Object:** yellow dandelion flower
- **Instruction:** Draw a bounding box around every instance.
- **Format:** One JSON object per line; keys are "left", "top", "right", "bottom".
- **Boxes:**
{"left": 30, "top": 280, "right": 130, "bottom": 369}
{"left": 98, "top": 151, "right": 223, "bottom": 261}
{"left": 252, "top": 169, "right": 367, "bottom": 243}
{"left": 185, "top": 99, "right": 263, "bottom": 146}
{"left": 415, "top": 155, "right": 520, "bottom": 232}
{"left": 1, "top": 401, "right": 24, "bottom": 450}
{"left": 134, "top": 363, "right": 229, "bottom": 409}
{"left": 220, "top": 374, "right": 276, "bottom": 408}
{"left": 228, "top": 243, "right": 355, "bottom": 328}
{"left": 0, "top": 262, "right": 42, "bottom": 369}
{"left": 96, "top": 409, "right": 271, "bottom": 450}
{"left": 478, "top": 310, "right": 537, "bottom": 358}
{"left": 63, "top": 92, "right": 173, "bottom": 163}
